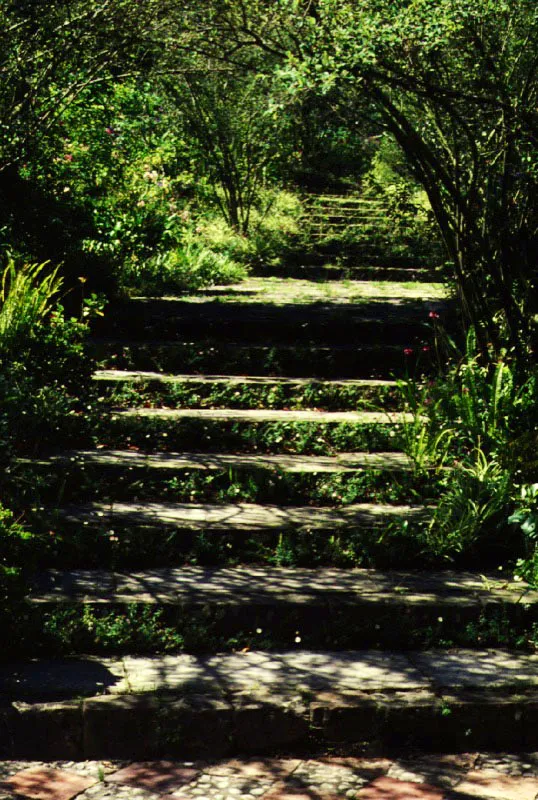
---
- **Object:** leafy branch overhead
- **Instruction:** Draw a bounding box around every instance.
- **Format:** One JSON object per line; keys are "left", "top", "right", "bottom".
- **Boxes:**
{"left": 172, "top": 0, "right": 537, "bottom": 363}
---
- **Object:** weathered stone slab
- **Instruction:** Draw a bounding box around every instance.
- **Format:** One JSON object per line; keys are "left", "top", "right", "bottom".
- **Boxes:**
{"left": 116, "top": 407, "right": 412, "bottom": 423}
{"left": 108, "top": 762, "right": 200, "bottom": 793}
{"left": 123, "top": 651, "right": 428, "bottom": 699}
{"left": 93, "top": 370, "right": 396, "bottom": 388}
{"left": 112, "top": 566, "right": 381, "bottom": 605}
{"left": 454, "top": 769, "right": 538, "bottom": 800}
{"left": 412, "top": 650, "right": 538, "bottom": 689}
{"left": 357, "top": 776, "right": 445, "bottom": 799}
{"left": 60, "top": 501, "right": 426, "bottom": 532}
{"left": 28, "top": 567, "right": 536, "bottom": 610}
{"left": 37, "top": 449, "right": 413, "bottom": 474}
{"left": 0, "top": 767, "right": 97, "bottom": 800}
{"left": 151, "top": 277, "right": 447, "bottom": 304}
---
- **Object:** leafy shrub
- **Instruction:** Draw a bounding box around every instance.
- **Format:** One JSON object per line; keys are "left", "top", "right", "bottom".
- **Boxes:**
{"left": 510, "top": 484, "right": 538, "bottom": 586}
{"left": 399, "top": 328, "right": 537, "bottom": 563}
{"left": 0, "top": 260, "right": 94, "bottom": 466}
{"left": 0, "top": 261, "right": 62, "bottom": 355}
{"left": 0, "top": 259, "right": 95, "bottom": 655}
{"left": 120, "top": 240, "right": 247, "bottom": 295}
{"left": 195, "top": 190, "right": 302, "bottom": 260}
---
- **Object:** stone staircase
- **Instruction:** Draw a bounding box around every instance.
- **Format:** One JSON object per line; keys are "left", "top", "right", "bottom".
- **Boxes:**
{"left": 3, "top": 256, "right": 538, "bottom": 759}
{"left": 258, "top": 193, "right": 444, "bottom": 281}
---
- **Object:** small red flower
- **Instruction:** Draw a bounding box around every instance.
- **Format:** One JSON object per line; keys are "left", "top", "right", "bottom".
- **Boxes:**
{"left": 422, "top": 345, "right": 430, "bottom": 352}
{"left": 428, "top": 311, "right": 440, "bottom": 320}
{"left": 105, "top": 127, "right": 114, "bottom": 135}
{"left": 64, "top": 153, "right": 73, "bottom": 162}
{"left": 404, "top": 347, "right": 414, "bottom": 356}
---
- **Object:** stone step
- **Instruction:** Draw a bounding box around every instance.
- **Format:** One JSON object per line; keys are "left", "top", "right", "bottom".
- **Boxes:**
{"left": 3, "top": 647, "right": 538, "bottom": 757}
{"left": 19, "top": 567, "right": 537, "bottom": 656}
{"left": 93, "top": 370, "right": 401, "bottom": 410}
{"left": 29, "top": 566, "right": 533, "bottom": 610}
{"left": 94, "top": 371, "right": 397, "bottom": 390}
{"left": 54, "top": 499, "right": 428, "bottom": 533}
{"left": 24, "top": 448, "right": 433, "bottom": 512}
{"left": 306, "top": 215, "right": 386, "bottom": 224}
{"left": 113, "top": 408, "right": 414, "bottom": 424}
{"left": 114, "top": 279, "right": 446, "bottom": 308}
{"left": 93, "top": 340, "right": 431, "bottom": 379}
{"left": 32, "top": 492, "right": 433, "bottom": 568}
{"left": 31, "top": 449, "right": 415, "bottom": 474}
{"left": 174, "top": 278, "right": 447, "bottom": 303}
{"left": 305, "top": 196, "right": 386, "bottom": 207}
{"left": 99, "top": 407, "right": 411, "bottom": 453}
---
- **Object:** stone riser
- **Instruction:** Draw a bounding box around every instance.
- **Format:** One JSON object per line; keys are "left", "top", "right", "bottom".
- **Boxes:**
{"left": 23, "top": 460, "right": 433, "bottom": 507}
{"left": 95, "top": 417, "right": 403, "bottom": 454}
{"left": 3, "top": 679, "right": 538, "bottom": 758}
{"left": 93, "top": 374, "right": 403, "bottom": 411}
{"left": 92, "top": 313, "right": 438, "bottom": 346}
{"left": 253, "top": 265, "right": 443, "bottom": 282}
{"left": 93, "top": 341, "right": 431, "bottom": 379}
{"left": 28, "top": 518, "right": 430, "bottom": 573}
{"left": 20, "top": 597, "right": 536, "bottom": 655}
{"left": 297, "top": 243, "right": 442, "bottom": 265}
{"left": 285, "top": 249, "right": 442, "bottom": 267}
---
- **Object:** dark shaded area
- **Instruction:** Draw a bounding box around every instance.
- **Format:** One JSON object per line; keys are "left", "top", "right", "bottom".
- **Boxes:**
{"left": 91, "top": 295, "right": 455, "bottom": 346}
{"left": 0, "top": 166, "right": 116, "bottom": 311}
{"left": 0, "top": 657, "right": 120, "bottom": 702}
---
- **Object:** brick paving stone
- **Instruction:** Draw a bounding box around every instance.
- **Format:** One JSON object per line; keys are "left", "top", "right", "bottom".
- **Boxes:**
{"left": 0, "top": 768, "right": 97, "bottom": 800}
{"left": 172, "top": 774, "right": 275, "bottom": 799}
{"left": 204, "top": 759, "right": 301, "bottom": 780}
{"left": 108, "top": 763, "right": 200, "bottom": 793}
{"left": 453, "top": 768, "right": 538, "bottom": 800}
{"left": 356, "top": 776, "right": 446, "bottom": 799}
{"left": 0, "top": 766, "right": 40, "bottom": 782}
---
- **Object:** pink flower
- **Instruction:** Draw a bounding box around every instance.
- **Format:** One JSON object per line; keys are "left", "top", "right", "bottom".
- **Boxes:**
{"left": 428, "top": 311, "right": 440, "bottom": 320}
{"left": 404, "top": 348, "right": 414, "bottom": 356}
{"left": 105, "top": 127, "right": 114, "bottom": 135}
{"left": 422, "top": 345, "right": 430, "bottom": 352}
{"left": 64, "top": 153, "right": 73, "bottom": 162}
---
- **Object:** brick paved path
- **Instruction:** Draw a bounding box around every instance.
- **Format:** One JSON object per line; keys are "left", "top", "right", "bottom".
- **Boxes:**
{"left": 2, "top": 754, "right": 538, "bottom": 800}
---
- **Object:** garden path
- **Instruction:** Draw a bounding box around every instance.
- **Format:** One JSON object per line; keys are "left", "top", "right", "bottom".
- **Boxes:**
{"left": 3, "top": 196, "right": 537, "bottom": 762}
